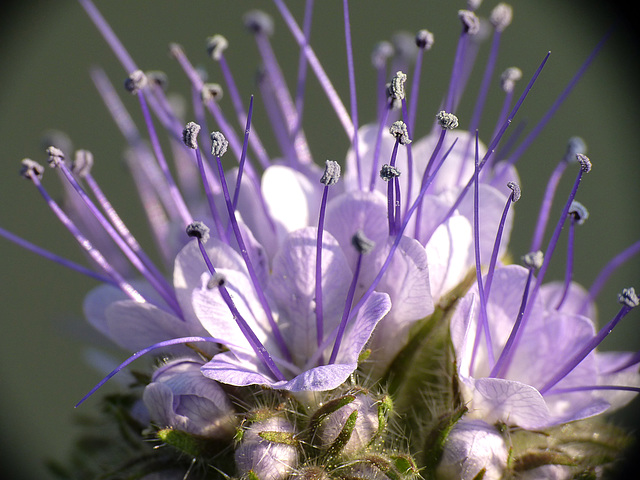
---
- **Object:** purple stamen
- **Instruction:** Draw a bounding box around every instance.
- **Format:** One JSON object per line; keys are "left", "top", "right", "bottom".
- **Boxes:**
{"left": 489, "top": 263, "right": 537, "bottom": 379}
{"left": 433, "top": 52, "right": 550, "bottom": 243}
{"left": 75, "top": 335, "right": 244, "bottom": 408}
{"left": 135, "top": 86, "right": 193, "bottom": 226}
{"left": 50, "top": 150, "right": 181, "bottom": 314}
{"left": 483, "top": 182, "right": 520, "bottom": 301}
{"left": 271, "top": 0, "right": 354, "bottom": 140}
{"left": 187, "top": 224, "right": 286, "bottom": 382}
{"left": 545, "top": 385, "right": 640, "bottom": 395}
{"left": 554, "top": 212, "right": 577, "bottom": 310}
{"left": 0, "top": 226, "right": 114, "bottom": 285}
{"left": 407, "top": 30, "right": 433, "bottom": 134}
{"left": 530, "top": 137, "right": 586, "bottom": 251}
{"left": 337, "top": 139, "right": 459, "bottom": 333}
{"left": 494, "top": 26, "right": 612, "bottom": 175}
{"left": 207, "top": 35, "right": 271, "bottom": 169}
{"left": 539, "top": 288, "right": 638, "bottom": 395}
{"left": 245, "top": 11, "right": 312, "bottom": 166}
{"left": 329, "top": 231, "right": 375, "bottom": 364}
{"left": 78, "top": 0, "right": 137, "bottom": 74}
{"left": 489, "top": 67, "right": 522, "bottom": 142}
{"left": 400, "top": 98, "right": 413, "bottom": 217}
{"left": 343, "top": 0, "right": 362, "bottom": 189}
{"left": 472, "top": 131, "right": 495, "bottom": 368}
{"left": 290, "top": 0, "right": 314, "bottom": 145}
{"left": 22, "top": 161, "right": 145, "bottom": 303}
{"left": 581, "top": 240, "right": 640, "bottom": 315}
{"left": 414, "top": 111, "right": 456, "bottom": 238}
{"left": 211, "top": 134, "right": 292, "bottom": 362}
{"left": 90, "top": 68, "right": 184, "bottom": 224}
{"left": 231, "top": 96, "right": 255, "bottom": 212}
{"left": 381, "top": 163, "right": 401, "bottom": 236}
{"left": 368, "top": 102, "right": 392, "bottom": 191}
{"left": 372, "top": 41, "right": 393, "bottom": 121}
{"left": 316, "top": 160, "right": 341, "bottom": 349}
{"left": 496, "top": 157, "right": 592, "bottom": 375}
{"left": 184, "top": 123, "right": 228, "bottom": 244}
{"left": 444, "top": 10, "right": 479, "bottom": 112}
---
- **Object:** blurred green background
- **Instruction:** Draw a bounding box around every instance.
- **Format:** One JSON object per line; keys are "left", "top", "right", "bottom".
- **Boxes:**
{"left": 1, "top": 1, "right": 638, "bottom": 478}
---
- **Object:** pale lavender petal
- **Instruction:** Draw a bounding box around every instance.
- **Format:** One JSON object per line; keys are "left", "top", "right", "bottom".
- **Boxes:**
{"left": 268, "top": 227, "right": 352, "bottom": 366}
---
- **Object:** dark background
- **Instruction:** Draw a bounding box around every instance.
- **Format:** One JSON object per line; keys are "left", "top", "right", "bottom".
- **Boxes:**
{"left": 1, "top": 1, "right": 638, "bottom": 478}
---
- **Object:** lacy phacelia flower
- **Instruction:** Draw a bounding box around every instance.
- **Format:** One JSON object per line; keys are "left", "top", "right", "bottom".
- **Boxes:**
{"left": 143, "top": 358, "right": 237, "bottom": 438}
{"left": 436, "top": 419, "right": 508, "bottom": 480}
{"left": 451, "top": 264, "right": 640, "bottom": 429}
{"left": 3, "top": 0, "right": 640, "bottom": 478}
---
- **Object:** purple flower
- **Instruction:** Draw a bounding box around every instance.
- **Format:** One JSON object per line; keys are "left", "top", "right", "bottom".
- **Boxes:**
{"left": 143, "top": 358, "right": 236, "bottom": 438}
{"left": 451, "top": 265, "right": 640, "bottom": 429}
{"left": 436, "top": 419, "right": 508, "bottom": 480}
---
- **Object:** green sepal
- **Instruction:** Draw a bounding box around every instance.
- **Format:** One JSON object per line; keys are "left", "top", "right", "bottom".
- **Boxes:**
{"left": 358, "top": 348, "right": 372, "bottom": 363}
{"left": 372, "top": 395, "right": 393, "bottom": 444}
{"left": 308, "top": 394, "right": 356, "bottom": 439}
{"left": 325, "top": 410, "right": 359, "bottom": 457}
{"left": 506, "top": 418, "right": 632, "bottom": 477}
{"left": 390, "top": 453, "right": 419, "bottom": 477}
{"left": 258, "top": 430, "right": 299, "bottom": 446}
{"left": 157, "top": 427, "right": 223, "bottom": 458}
{"left": 247, "top": 469, "right": 261, "bottom": 480}
{"left": 420, "top": 403, "right": 468, "bottom": 476}
{"left": 471, "top": 468, "right": 486, "bottom": 480}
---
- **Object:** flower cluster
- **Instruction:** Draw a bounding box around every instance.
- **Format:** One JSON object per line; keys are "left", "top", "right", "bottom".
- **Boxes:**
{"left": 3, "top": 0, "right": 639, "bottom": 479}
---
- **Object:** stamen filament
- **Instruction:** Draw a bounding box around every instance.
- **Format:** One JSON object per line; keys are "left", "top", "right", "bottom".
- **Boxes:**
{"left": 0, "top": 226, "right": 115, "bottom": 285}
{"left": 271, "top": 0, "right": 354, "bottom": 140}
{"left": 539, "top": 302, "right": 635, "bottom": 395}
{"left": 472, "top": 131, "right": 495, "bottom": 368}
{"left": 343, "top": 0, "right": 362, "bottom": 189}
{"left": 555, "top": 215, "right": 577, "bottom": 310}
{"left": 26, "top": 168, "right": 145, "bottom": 303}
{"left": 212, "top": 140, "right": 292, "bottom": 362}
{"left": 193, "top": 236, "right": 286, "bottom": 382}
{"left": 329, "top": 252, "right": 364, "bottom": 365}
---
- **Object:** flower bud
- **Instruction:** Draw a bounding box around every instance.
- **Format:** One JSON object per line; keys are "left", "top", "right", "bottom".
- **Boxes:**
{"left": 315, "top": 393, "right": 381, "bottom": 456}
{"left": 235, "top": 416, "right": 298, "bottom": 480}
{"left": 436, "top": 420, "right": 508, "bottom": 480}
{"left": 142, "top": 358, "right": 236, "bottom": 439}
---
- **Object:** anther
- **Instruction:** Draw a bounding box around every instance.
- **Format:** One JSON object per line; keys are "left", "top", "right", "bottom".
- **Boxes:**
{"left": 124, "top": 70, "right": 147, "bottom": 94}
{"left": 243, "top": 10, "right": 274, "bottom": 36}
{"left": 145, "top": 71, "right": 169, "bottom": 90}
{"left": 201, "top": 83, "right": 224, "bottom": 103}
{"left": 210, "top": 131, "right": 229, "bottom": 157}
{"left": 320, "top": 160, "right": 341, "bottom": 186}
{"left": 186, "top": 221, "right": 210, "bottom": 244}
{"left": 576, "top": 153, "right": 592, "bottom": 173}
{"left": 458, "top": 10, "right": 480, "bottom": 35}
{"left": 371, "top": 41, "right": 393, "bottom": 69}
{"left": 500, "top": 67, "right": 522, "bottom": 93}
{"left": 389, "top": 121, "right": 411, "bottom": 145}
{"left": 20, "top": 159, "right": 44, "bottom": 180}
{"left": 72, "top": 150, "right": 94, "bottom": 178}
{"left": 388, "top": 71, "right": 407, "bottom": 101}
{"left": 182, "top": 122, "right": 201, "bottom": 150}
{"left": 522, "top": 250, "right": 544, "bottom": 270}
{"left": 207, "top": 272, "right": 227, "bottom": 289}
{"left": 568, "top": 200, "right": 588, "bottom": 225}
{"left": 437, "top": 111, "right": 459, "bottom": 130}
{"left": 380, "top": 164, "right": 401, "bottom": 181}
{"left": 206, "top": 34, "right": 229, "bottom": 61}
{"left": 618, "top": 287, "right": 639, "bottom": 308}
{"left": 415, "top": 29, "right": 434, "bottom": 50}
{"left": 46, "top": 146, "right": 65, "bottom": 167}
{"left": 564, "top": 137, "right": 587, "bottom": 163}
{"left": 490, "top": 3, "right": 513, "bottom": 32}
{"left": 352, "top": 230, "right": 375, "bottom": 255}
{"left": 467, "top": 0, "right": 483, "bottom": 10}
{"left": 507, "top": 181, "right": 521, "bottom": 202}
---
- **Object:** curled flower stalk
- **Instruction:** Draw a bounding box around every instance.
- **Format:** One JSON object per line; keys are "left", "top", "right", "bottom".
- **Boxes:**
{"left": 1, "top": 1, "right": 639, "bottom": 479}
